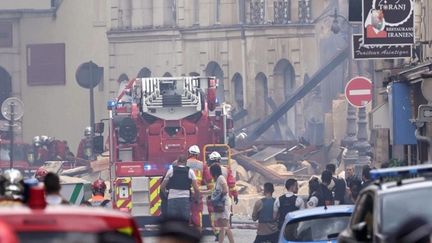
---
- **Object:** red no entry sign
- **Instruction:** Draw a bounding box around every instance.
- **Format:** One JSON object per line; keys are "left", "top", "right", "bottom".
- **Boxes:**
{"left": 344, "top": 76, "right": 373, "bottom": 108}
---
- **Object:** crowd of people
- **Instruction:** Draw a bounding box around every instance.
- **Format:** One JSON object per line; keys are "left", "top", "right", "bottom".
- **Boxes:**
{"left": 251, "top": 163, "right": 375, "bottom": 243}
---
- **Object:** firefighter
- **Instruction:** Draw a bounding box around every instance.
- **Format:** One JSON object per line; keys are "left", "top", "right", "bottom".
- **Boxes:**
{"left": 35, "top": 167, "right": 48, "bottom": 182}
{"left": 207, "top": 151, "right": 239, "bottom": 241}
{"left": 77, "top": 127, "right": 94, "bottom": 160}
{"left": 47, "top": 139, "right": 73, "bottom": 161}
{"left": 83, "top": 179, "right": 111, "bottom": 207}
{"left": 0, "top": 169, "right": 25, "bottom": 206}
{"left": 186, "top": 145, "right": 213, "bottom": 231}
{"left": 32, "top": 136, "right": 49, "bottom": 165}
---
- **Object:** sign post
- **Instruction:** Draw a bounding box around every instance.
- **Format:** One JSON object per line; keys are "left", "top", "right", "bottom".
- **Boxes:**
{"left": 344, "top": 76, "right": 373, "bottom": 107}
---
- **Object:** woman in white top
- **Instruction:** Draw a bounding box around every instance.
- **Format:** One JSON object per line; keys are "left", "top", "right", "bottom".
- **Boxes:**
{"left": 210, "top": 164, "right": 234, "bottom": 243}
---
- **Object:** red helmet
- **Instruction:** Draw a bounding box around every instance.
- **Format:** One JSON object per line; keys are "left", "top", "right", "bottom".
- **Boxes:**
{"left": 35, "top": 167, "right": 48, "bottom": 182}
{"left": 91, "top": 179, "right": 107, "bottom": 195}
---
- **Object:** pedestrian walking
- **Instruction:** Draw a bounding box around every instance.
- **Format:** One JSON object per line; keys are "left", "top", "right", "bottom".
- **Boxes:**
{"left": 160, "top": 155, "right": 200, "bottom": 222}
{"left": 273, "top": 179, "right": 305, "bottom": 229}
{"left": 252, "top": 182, "right": 278, "bottom": 243}
{"left": 43, "top": 172, "right": 69, "bottom": 205}
{"left": 207, "top": 151, "right": 239, "bottom": 241}
{"left": 326, "top": 164, "right": 346, "bottom": 205}
{"left": 210, "top": 164, "right": 234, "bottom": 243}
{"left": 306, "top": 177, "right": 324, "bottom": 208}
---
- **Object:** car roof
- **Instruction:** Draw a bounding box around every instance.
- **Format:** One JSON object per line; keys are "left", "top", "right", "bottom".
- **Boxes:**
{"left": 361, "top": 177, "right": 432, "bottom": 194}
{"left": 0, "top": 205, "right": 128, "bottom": 217}
{"left": 287, "top": 205, "right": 354, "bottom": 221}
{"left": 377, "top": 179, "right": 432, "bottom": 195}
{"left": 0, "top": 205, "right": 137, "bottom": 232}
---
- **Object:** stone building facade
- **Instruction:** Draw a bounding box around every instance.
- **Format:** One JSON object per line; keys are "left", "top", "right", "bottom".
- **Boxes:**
{"left": 107, "top": 0, "right": 328, "bottom": 140}
{"left": 0, "top": 0, "right": 334, "bottom": 151}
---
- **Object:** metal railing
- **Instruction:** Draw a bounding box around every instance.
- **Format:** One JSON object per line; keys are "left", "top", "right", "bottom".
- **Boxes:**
{"left": 249, "top": 0, "right": 265, "bottom": 24}
{"left": 273, "top": 0, "right": 291, "bottom": 24}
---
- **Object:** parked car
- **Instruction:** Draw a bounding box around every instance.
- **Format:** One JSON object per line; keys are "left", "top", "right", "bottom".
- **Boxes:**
{"left": 278, "top": 205, "right": 353, "bottom": 243}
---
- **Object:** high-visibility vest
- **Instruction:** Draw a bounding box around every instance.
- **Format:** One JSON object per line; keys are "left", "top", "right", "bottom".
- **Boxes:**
{"left": 187, "top": 158, "right": 204, "bottom": 186}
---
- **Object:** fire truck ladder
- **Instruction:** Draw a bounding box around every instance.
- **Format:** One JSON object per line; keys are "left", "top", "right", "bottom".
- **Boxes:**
{"left": 141, "top": 77, "right": 202, "bottom": 109}
{"left": 243, "top": 46, "right": 350, "bottom": 145}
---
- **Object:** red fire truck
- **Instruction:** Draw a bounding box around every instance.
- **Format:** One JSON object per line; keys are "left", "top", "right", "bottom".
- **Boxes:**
{"left": 108, "top": 76, "right": 234, "bottom": 221}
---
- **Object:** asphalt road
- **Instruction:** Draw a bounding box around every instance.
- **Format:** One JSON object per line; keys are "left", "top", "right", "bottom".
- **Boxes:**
{"left": 143, "top": 228, "right": 257, "bottom": 242}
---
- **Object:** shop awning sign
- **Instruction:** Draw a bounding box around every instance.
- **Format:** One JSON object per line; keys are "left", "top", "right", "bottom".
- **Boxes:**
{"left": 352, "top": 34, "right": 412, "bottom": 59}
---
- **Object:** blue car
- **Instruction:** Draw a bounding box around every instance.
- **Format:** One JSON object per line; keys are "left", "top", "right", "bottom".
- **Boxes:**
{"left": 278, "top": 205, "right": 353, "bottom": 243}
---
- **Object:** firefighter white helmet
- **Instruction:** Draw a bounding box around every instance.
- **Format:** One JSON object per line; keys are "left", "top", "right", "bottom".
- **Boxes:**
{"left": 33, "top": 136, "right": 41, "bottom": 147}
{"left": 84, "top": 126, "right": 92, "bottom": 136}
{"left": 188, "top": 145, "right": 200, "bottom": 155}
{"left": 3, "top": 169, "right": 24, "bottom": 200}
{"left": 40, "top": 135, "right": 49, "bottom": 143}
{"left": 209, "top": 151, "right": 221, "bottom": 161}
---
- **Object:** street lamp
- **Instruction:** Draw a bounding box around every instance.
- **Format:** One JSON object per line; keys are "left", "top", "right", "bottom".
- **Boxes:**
{"left": 328, "top": 8, "right": 372, "bottom": 167}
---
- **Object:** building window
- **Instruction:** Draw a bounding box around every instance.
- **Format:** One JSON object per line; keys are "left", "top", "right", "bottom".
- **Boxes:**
{"left": 171, "top": 0, "right": 177, "bottom": 26}
{"left": 239, "top": 0, "right": 246, "bottom": 24}
{"left": 250, "top": 0, "right": 265, "bottom": 24}
{"left": 193, "top": 0, "right": 199, "bottom": 25}
{"left": 232, "top": 73, "right": 244, "bottom": 109}
{"left": 298, "top": 0, "right": 311, "bottom": 23}
{"left": 215, "top": 0, "right": 221, "bottom": 24}
{"left": 137, "top": 67, "right": 151, "bottom": 78}
{"left": 0, "top": 22, "right": 13, "bottom": 48}
{"left": 274, "top": 0, "right": 291, "bottom": 24}
{"left": 27, "top": 43, "right": 65, "bottom": 86}
{"left": 118, "top": 0, "right": 132, "bottom": 29}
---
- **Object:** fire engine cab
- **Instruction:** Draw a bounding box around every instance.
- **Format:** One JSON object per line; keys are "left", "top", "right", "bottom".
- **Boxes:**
{"left": 107, "top": 76, "right": 234, "bottom": 219}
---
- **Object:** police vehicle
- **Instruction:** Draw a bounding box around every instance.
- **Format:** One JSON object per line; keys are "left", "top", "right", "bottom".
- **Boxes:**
{"left": 278, "top": 205, "right": 353, "bottom": 243}
{"left": 338, "top": 164, "right": 432, "bottom": 243}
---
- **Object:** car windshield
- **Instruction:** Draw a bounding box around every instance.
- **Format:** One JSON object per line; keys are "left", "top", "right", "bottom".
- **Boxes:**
{"left": 284, "top": 214, "right": 351, "bottom": 241}
{"left": 18, "top": 231, "right": 136, "bottom": 243}
{"left": 382, "top": 187, "right": 432, "bottom": 234}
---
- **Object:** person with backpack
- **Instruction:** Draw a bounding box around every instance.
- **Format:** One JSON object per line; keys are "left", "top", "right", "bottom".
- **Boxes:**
{"left": 326, "top": 164, "right": 346, "bottom": 205}
{"left": 252, "top": 182, "right": 278, "bottom": 243}
{"left": 273, "top": 179, "right": 304, "bottom": 229}
{"left": 84, "top": 179, "right": 111, "bottom": 207}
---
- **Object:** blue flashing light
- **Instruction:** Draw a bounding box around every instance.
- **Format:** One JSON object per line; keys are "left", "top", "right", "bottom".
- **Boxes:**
{"left": 143, "top": 164, "right": 152, "bottom": 171}
{"left": 370, "top": 164, "right": 432, "bottom": 180}
{"left": 107, "top": 100, "right": 117, "bottom": 110}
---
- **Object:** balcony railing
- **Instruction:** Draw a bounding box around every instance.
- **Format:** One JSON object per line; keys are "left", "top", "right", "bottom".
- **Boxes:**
{"left": 273, "top": 0, "right": 291, "bottom": 24}
{"left": 250, "top": 0, "right": 265, "bottom": 24}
